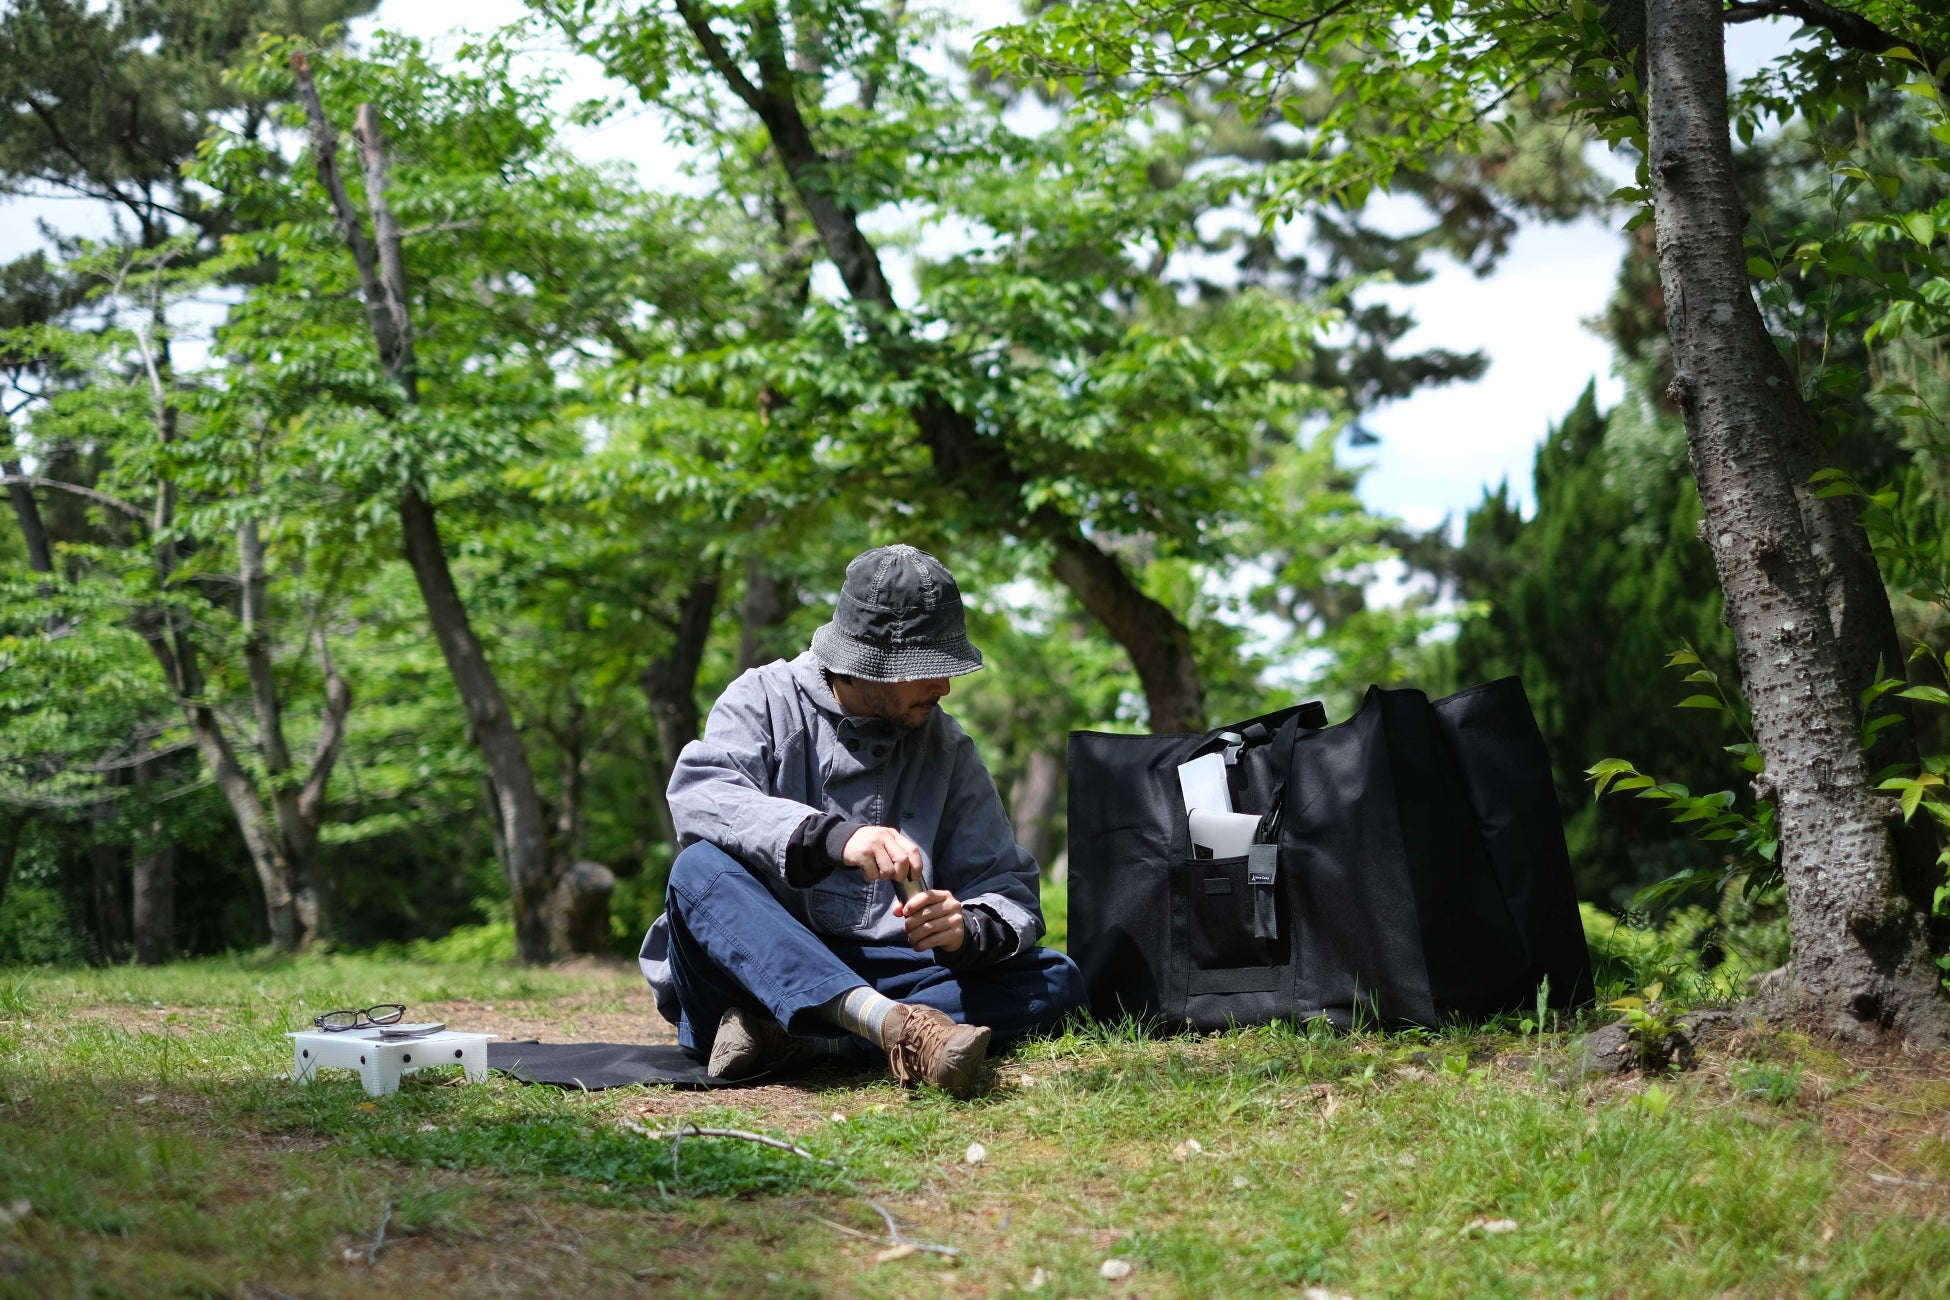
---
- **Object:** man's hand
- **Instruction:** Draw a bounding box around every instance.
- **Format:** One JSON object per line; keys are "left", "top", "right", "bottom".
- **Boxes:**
{"left": 895, "top": 887, "right": 964, "bottom": 953}
{"left": 843, "top": 825, "right": 926, "bottom": 885}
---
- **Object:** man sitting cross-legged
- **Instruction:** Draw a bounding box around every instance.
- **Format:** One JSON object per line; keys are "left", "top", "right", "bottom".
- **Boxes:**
{"left": 639, "top": 544, "right": 1085, "bottom": 1097}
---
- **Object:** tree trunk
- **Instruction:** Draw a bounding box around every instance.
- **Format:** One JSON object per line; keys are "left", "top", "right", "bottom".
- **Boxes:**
{"left": 238, "top": 517, "right": 317, "bottom": 945}
{"left": 738, "top": 556, "right": 794, "bottom": 671}
{"left": 669, "top": 0, "right": 1208, "bottom": 732}
{"left": 1009, "top": 747, "right": 1062, "bottom": 869}
{"left": 643, "top": 567, "right": 722, "bottom": 791}
{"left": 129, "top": 749, "right": 176, "bottom": 966}
{"left": 292, "top": 56, "right": 557, "bottom": 963}
{"left": 0, "top": 809, "right": 25, "bottom": 916}
{"left": 132, "top": 843, "right": 175, "bottom": 966}
{"left": 1644, "top": 0, "right": 1945, "bottom": 1038}
{"left": 548, "top": 860, "right": 617, "bottom": 956}
{"left": 1774, "top": 418, "right": 1940, "bottom": 910}
{"left": 1046, "top": 527, "right": 1205, "bottom": 732}
{"left": 398, "top": 486, "right": 556, "bottom": 962}
{"left": 3, "top": 458, "right": 53, "bottom": 575}
{"left": 89, "top": 793, "right": 129, "bottom": 963}
{"left": 295, "top": 625, "right": 351, "bottom": 939}
{"left": 142, "top": 623, "right": 299, "bottom": 952}
{"left": 237, "top": 521, "right": 352, "bottom": 944}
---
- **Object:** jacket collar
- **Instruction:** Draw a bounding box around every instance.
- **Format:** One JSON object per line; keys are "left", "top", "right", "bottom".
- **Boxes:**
{"left": 789, "top": 649, "right": 848, "bottom": 718}
{"left": 788, "top": 650, "right": 911, "bottom": 737}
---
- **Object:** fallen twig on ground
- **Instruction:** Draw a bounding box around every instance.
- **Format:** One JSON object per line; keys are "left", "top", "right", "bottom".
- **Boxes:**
{"left": 1867, "top": 1172, "right": 1938, "bottom": 1189}
{"left": 862, "top": 1198, "right": 959, "bottom": 1258}
{"left": 367, "top": 1201, "right": 393, "bottom": 1264}
{"left": 619, "top": 1119, "right": 833, "bottom": 1182}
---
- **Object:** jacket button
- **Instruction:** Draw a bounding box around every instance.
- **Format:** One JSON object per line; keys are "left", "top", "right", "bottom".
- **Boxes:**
{"left": 872, "top": 745, "right": 888, "bottom": 758}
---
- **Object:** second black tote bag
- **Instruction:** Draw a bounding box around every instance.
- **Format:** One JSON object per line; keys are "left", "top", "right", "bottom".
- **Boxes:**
{"left": 1065, "top": 677, "right": 1592, "bottom": 1032}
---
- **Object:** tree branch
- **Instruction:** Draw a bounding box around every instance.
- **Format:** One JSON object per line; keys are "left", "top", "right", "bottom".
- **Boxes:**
{"left": 289, "top": 53, "right": 404, "bottom": 387}
{"left": 671, "top": 0, "right": 768, "bottom": 109}
{"left": 0, "top": 475, "right": 146, "bottom": 521}
{"left": 298, "top": 626, "right": 351, "bottom": 826}
{"left": 1725, "top": 0, "right": 1947, "bottom": 83}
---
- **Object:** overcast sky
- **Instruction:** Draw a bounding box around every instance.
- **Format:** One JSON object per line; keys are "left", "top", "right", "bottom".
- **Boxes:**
{"left": 2, "top": 2, "right": 1797, "bottom": 536}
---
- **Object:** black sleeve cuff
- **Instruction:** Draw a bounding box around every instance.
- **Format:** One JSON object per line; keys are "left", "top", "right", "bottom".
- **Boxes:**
{"left": 784, "top": 815, "right": 866, "bottom": 888}
{"left": 936, "top": 903, "right": 1017, "bottom": 972}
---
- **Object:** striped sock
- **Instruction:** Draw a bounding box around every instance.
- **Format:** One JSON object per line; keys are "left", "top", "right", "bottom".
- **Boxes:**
{"left": 819, "top": 986, "right": 900, "bottom": 1048}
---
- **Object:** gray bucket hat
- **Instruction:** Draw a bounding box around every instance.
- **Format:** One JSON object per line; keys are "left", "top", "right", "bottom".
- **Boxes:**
{"left": 810, "top": 545, "right": 985, "bottom": 682}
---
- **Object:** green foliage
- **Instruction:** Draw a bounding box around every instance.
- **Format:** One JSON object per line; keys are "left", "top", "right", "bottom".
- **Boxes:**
{"left": 1451, "top": 387, "right": 1734, "bottom": 902}
{"left": 1585, "top": 645, "right": 1781, "bottom": 908}
{"left": 1732, "top": 1060, "right": 1803, "bottom": 1106}
{"left": 1605, "top": 980, "right": 1684, "bottom": 1071}
{"left": 1581, "top": 897, "right": 1789, "bottom": 1008}
{"left": 0, "top": 884, "right": 86, "bottom": 967}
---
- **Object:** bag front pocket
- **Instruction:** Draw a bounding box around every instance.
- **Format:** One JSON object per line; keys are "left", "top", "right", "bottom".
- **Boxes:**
{"left": 1186, "top": 854, "right": 1282, "bottom": 969}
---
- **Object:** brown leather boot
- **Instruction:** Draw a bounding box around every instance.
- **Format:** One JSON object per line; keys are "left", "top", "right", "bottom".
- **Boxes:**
{"left": 707, "top": 1006, "right": 818, "bottom": 1079}
{"left": 882, "top": 1004, "right": 991, "bottom": 1098}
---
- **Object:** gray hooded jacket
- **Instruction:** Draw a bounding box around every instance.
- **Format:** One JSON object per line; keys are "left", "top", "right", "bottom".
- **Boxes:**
{"left": 639, "top": 651, "right": 1043, "bottom": 1023}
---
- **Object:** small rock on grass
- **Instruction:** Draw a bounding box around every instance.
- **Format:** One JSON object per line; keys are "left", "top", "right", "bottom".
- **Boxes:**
{"left": 964, "top": 1141, "right": 987, "bottom": 1165}
{"left": 1302, "top": 1289, "right": 1357, "bottom": 1300}
{"left": 1025, "top": 1267, "right": 1048, "bottom": 1290}
{"left": 1100, "top": 1258, "right": 1133, "bottom": 1280}
{"left": 1169, "top": 1137, "right": 1203, "bottom": 1161}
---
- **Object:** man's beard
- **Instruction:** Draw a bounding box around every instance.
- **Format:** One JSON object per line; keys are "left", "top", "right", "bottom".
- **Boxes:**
{"left": 854, "top": 680, "right": 936, "bottom": 729}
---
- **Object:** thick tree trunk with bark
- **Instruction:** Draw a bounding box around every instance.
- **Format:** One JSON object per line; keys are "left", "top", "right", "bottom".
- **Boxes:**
{"left": 1644, "top": 0, "right": 1945, "bottom": 1038}
{"left": 669, "top": 0, "right": 1208, "bottom": 733}
{"left": 1773, "top": 419, "right": 1941, "bottom": 910}
{"left": 294, "top": 55, "right": 557, "bottom": 963}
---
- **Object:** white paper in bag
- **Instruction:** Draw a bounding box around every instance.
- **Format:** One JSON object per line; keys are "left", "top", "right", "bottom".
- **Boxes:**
{"left": 1189, "top": 808, "right": 1260, "bottom": 858}
{"left": 1176, "top": 752, "right": 1232, "bottom": 817}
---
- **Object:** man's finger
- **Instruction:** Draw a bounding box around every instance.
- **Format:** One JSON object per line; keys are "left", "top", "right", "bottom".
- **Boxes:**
{"left": 914, "top": 922, "right": 963, "bottom": 952}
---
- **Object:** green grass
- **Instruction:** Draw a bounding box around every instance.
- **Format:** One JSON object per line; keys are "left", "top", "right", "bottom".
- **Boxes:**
{"left": 2, "top": 953, "right": 1947, "bottom": 1298}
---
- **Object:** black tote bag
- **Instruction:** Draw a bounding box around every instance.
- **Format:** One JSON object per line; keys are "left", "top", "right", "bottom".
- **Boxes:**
{"left": 1066, "top": 702, "right": 1326, "bottom": 1031}
{"left": 1066, "top": 678, "right": 1591, "bottom": 1031}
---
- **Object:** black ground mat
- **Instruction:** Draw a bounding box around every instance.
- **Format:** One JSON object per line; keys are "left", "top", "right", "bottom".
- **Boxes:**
{"left": 486, "top": 1040, "right": 749, "bottom": 1090}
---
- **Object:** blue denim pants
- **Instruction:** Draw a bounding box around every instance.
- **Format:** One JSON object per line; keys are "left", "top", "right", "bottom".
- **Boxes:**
{"left": 660, "top": 841, "right": 1085, "bottom": 1060}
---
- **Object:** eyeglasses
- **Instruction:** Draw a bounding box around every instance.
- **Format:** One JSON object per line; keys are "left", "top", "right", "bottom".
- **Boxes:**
{"left": 313, "top": 1003, "right": 407, "bottom": 1033}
